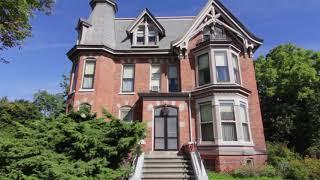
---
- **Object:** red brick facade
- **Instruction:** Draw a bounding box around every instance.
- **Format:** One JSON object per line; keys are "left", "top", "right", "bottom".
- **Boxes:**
{"left": 67, "top": 0, "right": 267, "bottom": 172}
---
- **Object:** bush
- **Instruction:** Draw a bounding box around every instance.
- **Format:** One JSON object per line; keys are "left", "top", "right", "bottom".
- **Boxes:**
{"left": 0, "top": 108, "right": 146, "bottom": 179}
{"left": 232, "top": 165, "right": 277, "bottom": 178}
{"left": 304, "top": 157, "right": 320, "bottom": 180}
{"left": 286, "top": 160, "right": 309, "bottom": 180}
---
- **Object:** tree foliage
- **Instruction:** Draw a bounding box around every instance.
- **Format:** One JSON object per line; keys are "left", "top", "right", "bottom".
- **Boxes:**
{"left": 0, "top": 98, "right": 146, "bottom": 179}
{"left": 33, "top": 90, "right": 65, "bottom": 117}
{"left": 255, "top": 44, "right": 320, "bottom": 154}
{"left": 0, "top": 0, "right": 55, "bottom": 63}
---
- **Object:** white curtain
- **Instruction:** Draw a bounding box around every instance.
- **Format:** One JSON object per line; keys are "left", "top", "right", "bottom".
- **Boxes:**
{"left": 85, "top": 62, "right": 95, "bottom": 75}
{"left": 222, "top": 122, "right": 237, "bottom": 141}
{"left": 215, "top": 51, "right": 228, "bottom": 66}
{"left": 83, "top": 77, "right": 93, "bottom": 89}
{"left": 123, "top": 65, "right": 134, "bottom": 78}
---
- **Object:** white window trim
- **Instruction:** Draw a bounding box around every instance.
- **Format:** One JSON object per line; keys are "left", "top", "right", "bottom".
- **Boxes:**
{"left": 132, "top": 18, "right": 159, "bottom": 47}
{"left": 119, "top": 106, "right": 133, "bottom": 123}
{"left": 195, "top": 94, "right": 254, "bottom": 146}
{"left": 239, "top": 101, "right": 253, "bottom": 143}
{"left": 80, "top": 58, "right": 96, "bottom": 91}
{"left": 194, "top": 47, "right": 242, "bottom": 87}
{"left": 120, "top": 64, "right": 135, "bottom": 94}
{"left": 197, "top": 101, "right": 216, "bottom": 145}
{"left": 231, "top": 51, "right": 242, "bottom": 85}
{"left": 150, "top": 64, "right": 161, "bottom": 92}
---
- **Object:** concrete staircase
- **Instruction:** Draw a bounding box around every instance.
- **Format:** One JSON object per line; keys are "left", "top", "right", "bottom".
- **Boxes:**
{"left": 141, "top": 152, "right": 195, "bottom": 180}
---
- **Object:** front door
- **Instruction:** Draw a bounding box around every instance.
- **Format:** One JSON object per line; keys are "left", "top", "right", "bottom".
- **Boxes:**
{"left": 154, "top": 106, "right": 179, "bottom": 151}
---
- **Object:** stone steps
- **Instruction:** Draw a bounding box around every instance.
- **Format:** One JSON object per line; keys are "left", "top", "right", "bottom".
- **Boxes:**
{"left": 141, "top": 152, "right": 195, "bottom": 180}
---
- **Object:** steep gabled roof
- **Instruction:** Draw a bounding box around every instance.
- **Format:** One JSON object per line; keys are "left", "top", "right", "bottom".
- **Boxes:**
{"left": 173, "top": 0, "right": 263, "bottom": 49}
{"left": 127, "top": 8, "right": 166, "bottom": 36}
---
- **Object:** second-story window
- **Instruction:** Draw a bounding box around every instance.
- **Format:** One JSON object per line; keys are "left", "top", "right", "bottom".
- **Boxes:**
{"left": 215, "top": 51, "right": 230, "bottom": 82}
{"left": 122, "top": 65, "right": 135, "bottom": 92}
{"left": 151, "top": 65, "right": 161, "bottom": 92}
{"left": 71, "top": 62, "right": 78, "bottom": 92}
{"left": 168, "top": 65, "right": 179, "bottom": 92}
{"left": 232, "top": 54, "right": 241, "bottom": 84}
{"left": 120, "top": 106, "right": 133, "bottom": 122}
{"left": 198, "top": 53, "right": 211, "bottom": 86}
{"left": 82, "top": 60, "right": 96, "bottom": 89}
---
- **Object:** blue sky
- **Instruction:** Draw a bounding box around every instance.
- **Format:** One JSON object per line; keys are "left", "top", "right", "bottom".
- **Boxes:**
{"left": 0, "top": 0, "right": 319, "bottom": 100}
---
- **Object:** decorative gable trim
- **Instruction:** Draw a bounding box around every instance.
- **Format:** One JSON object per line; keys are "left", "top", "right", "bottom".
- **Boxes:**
{"left": 172, "top": 0, "right": 263, "bottom": 51}
{"left": 127, "top": 8, "right": 165, "bottom": 36}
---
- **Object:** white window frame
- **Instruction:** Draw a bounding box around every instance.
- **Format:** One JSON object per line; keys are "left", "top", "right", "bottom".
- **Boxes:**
{"left": 80, "top": 58, "right": 96, "bottom": 92}
{"left": 119, "top": 106, "right": 133, "bottom": 123}
{"left": 150, "top": 64, "right": 161, "bottom": 92}
{"left": 121, "top": 64, "right": 135, "bottom": 93}
{"left": 219, "top": 100, "right": 238, "bottom": 142}
{"left": 239, "top": 102, "right": 252, "bottom": 143}
{"left": 198, "top": 102, "right": 215, "bottom": 143}
{"left": 133, "top": 18, "right": 159, "bottom": 47}
{"left": 194, "top": 47, "right": 242, "bottom": 86}
{"left": 195, "top": 94, "right": 254, "bottom": 146}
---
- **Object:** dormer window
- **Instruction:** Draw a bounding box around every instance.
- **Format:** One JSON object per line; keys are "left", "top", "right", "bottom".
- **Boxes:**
{"left": 148, "top": 25, "right": 157, "bottom": 45}
{"left": 133, "top": 20, "right": 159, "bottom": 46}
{"left": 136, "top": 25, "right": 145, "bottom": 45}
{"left": 127, "top": 9, "right": 165, "bottom": 47}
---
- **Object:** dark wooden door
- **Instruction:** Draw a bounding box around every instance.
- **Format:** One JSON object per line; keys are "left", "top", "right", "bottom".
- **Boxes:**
{"left": 154, "top": 106, "right": 179, "bottom": 151}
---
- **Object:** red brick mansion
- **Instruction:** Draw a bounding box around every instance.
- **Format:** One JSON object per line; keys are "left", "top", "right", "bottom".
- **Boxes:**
{"left": 66, "top": 0, "right": 267, "bottom": 175}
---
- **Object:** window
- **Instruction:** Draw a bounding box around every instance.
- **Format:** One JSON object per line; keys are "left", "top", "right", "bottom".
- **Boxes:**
{"left": 151, "top": 65, "right": 161, "bottom": 92}
{"left": 148, "top": 25, "right": 157, "bottom": 45}
{"left": 71, "top": 62, "right": 78, "bottom": 91}
{"left": 136, "top": 25, "right": 145, "bottom": 45}
{"left": 120, "top": 107, "right": 133, "bottom": 122}
{"left": 220, "top": 102, "right": 237, "bottom": 141}
{"left": 232, "top": 54, "right": 241, "bottom": 84}
{"left": 79, "top": 103, "right": 91, "bottom": 112}
{"left": 82, "top": 60, "right": 96, "bottom": 89}
{"left": 203, "top": 26, "right": 211, "bottom": 41}
{"left": 198, "top": 53, "right": 211, "bottom": 86}
{"left": 200, "top": 103, "right": 214, "bottom": 141}
{"left": 168, "top": 65, "right": 179, "bottom": 92}
{"left": 122, "top": 65, "right": 135, "bottom": 92}
{"left": 213, "top": 26, "right": 226, "bottom": 40}
{"left": 240, "top": 103, "right": 250, "bottom": 142}
{"left": 215, "top": 51, "right": 230, "bottom": 82}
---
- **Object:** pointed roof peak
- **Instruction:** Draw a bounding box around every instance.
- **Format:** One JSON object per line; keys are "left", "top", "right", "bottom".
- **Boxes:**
{"left": 127, "top": 8, "right": 165, "bottom": 36}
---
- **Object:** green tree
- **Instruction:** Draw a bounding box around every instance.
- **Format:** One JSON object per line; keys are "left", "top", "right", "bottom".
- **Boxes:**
{"left": 0, "top": 0, "right": 55, "bottom": 63}
{"left": 255, "top": 44, "right": 320, "bottom": 154}
{"left": 0, "top": 105, "right": 146, "bottom": 179}
{"left": 33, "top": 90, "right": 65, "bottom": 117}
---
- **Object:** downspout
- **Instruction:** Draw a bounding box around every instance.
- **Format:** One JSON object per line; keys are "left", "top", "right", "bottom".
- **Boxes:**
{"left": 188, "top": 92, "right": 193, "bottom": 143}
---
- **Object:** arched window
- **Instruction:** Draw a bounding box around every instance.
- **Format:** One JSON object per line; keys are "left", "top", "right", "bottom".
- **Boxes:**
{"left": 120, "top": 106, "right": 133, "bottom": 122}
{"left": 79, "top": 103, "right": 92, "bottom": 112}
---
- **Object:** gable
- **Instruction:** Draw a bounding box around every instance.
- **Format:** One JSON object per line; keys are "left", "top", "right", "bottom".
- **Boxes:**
{"left": 127, "top": 9, "right": 166, "bottom": 37}
{"left": 173, "top": 0, "right": 263, "bottom": 52}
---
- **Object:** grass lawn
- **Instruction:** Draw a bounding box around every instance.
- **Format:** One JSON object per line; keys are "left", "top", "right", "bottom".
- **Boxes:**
{"left": 207, "top": 172, "right": 283, "bottom": 180}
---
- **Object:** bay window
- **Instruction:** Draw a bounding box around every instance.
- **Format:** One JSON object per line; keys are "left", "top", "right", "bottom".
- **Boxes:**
{"left": 198, "top": 53, "right": 211, "bottom": 86}
{"left": 200, "top": 103, "right": 214, "bottom": 141}
{"left": 232, "top": 54, "right": 241, "bottom": 84}
{"left": 151, "top": 65, "right": 161, "bottom": 92}
{"left": 215, "top": 51, "right": 230, "bottom": 82}
{"left": 220, "top": 102, "right": 237, "bottom": 141}
{"left": 168, "top": 65, "right": 179, "bottom": 92}
{"left": 82, "top": 60, "right": 96, "bottom": 89}
{"left": 240, "top": 103, "right": 250, "bottom": 142}
{"left": 122, "top": 64, "right": 135, "bottom": 92}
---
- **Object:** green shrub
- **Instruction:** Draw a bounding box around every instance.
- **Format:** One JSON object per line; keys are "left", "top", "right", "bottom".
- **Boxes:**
{"left": 304, "top": 157, "right": 320, "bottom": 180}
{"left": 233, "top": 165, "right": 256, "bottom": 177}
{"left": 286, "top": 159, "right": 309, "bottom": 180}
{"left": 0, "top": 108, "right": 146, "bottom": 179}
{"left": 259, "top": 165, "right": 277, "bottom": 177}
